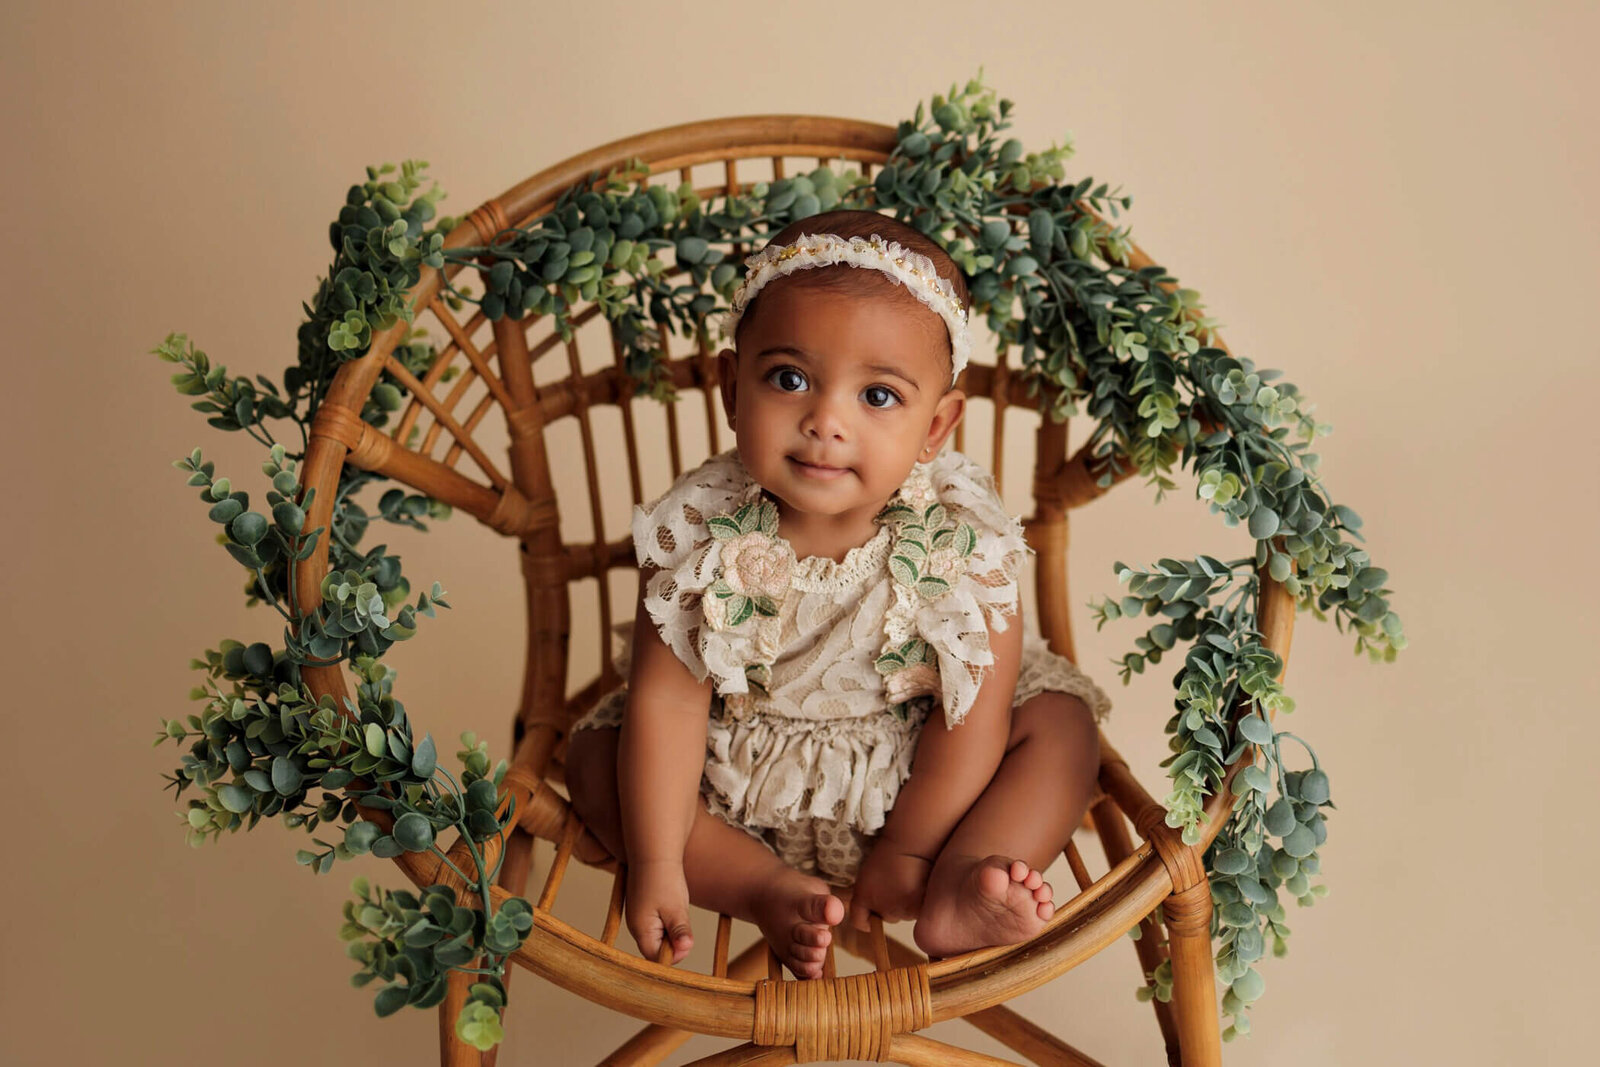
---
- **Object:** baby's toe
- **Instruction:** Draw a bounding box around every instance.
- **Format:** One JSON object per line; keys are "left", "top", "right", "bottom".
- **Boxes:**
{"left": 792, "top": 943, "right": 827, "bottom": 964}
{"left": 1022, "top": 867, "right": 1044, "bottom": 891}
{"left": 1037, "top": 899, "right": 1056, "bottom": 921}
{"left": 1033, "top": 881, "right": 1053, "bottom": 904}
{"left": 798, "top": 893, "right": 845, "bottom": 927}
{"left": 790, "top": 956, "right": 824, "bottom": 979}
{"left": 1008, "top": 859, "right": 1030, "bottom": 883}
{"left": 793, "top": 924, "right": 831, "bottom": 948}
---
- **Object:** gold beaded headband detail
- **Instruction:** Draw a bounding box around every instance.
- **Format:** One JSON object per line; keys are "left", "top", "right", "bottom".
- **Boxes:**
{"left": 717, "top": 232, "right": 972, "bottom": 385}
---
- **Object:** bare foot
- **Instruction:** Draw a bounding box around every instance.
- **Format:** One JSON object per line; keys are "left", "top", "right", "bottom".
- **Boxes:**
{"left": 748, "top": 868, "right": 845, "bottom": 980}
{"left": 912, "top": 854, "right": 1055, "bottom": 958}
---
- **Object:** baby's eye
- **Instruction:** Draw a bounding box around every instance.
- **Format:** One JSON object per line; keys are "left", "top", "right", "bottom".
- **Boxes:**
{"left": 768, "top": 367, "right": 808, "bottom": 393}
{"left": 862, "top": 385, "right": 902, "bottom": 409}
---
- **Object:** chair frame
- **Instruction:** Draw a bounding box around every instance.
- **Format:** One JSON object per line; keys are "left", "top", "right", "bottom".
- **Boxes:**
{"left": 289, "top": 114, "right": 1296, "bottom": 1066}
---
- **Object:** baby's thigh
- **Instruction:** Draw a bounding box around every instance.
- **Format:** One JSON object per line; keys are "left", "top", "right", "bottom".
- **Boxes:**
{"left": 1009, "top": 691, "right": 1100, "bottom": 772}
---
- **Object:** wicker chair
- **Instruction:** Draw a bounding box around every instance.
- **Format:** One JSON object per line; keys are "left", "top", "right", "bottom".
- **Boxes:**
{"left": 292, "top": 114, "right": 1296, "bottom": 1066}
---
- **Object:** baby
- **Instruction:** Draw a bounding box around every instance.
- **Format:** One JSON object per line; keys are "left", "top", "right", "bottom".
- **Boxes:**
{"left": 566, "top": 209, "right": 1111, "bottom": 978}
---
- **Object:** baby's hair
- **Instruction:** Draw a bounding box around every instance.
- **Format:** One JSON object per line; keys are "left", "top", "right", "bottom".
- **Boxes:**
{"left": 732, "top": 209, "right": 970, "bottom": 379}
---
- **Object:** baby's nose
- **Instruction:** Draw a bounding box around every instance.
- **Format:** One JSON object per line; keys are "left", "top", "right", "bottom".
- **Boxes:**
{"left": 800, "top": 392, "right": 850, "bottom": 439}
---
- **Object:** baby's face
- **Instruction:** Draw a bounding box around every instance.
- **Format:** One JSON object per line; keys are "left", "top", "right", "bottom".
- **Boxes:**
{"left": 717, "top": 281, "right": 965, "bottom": 525}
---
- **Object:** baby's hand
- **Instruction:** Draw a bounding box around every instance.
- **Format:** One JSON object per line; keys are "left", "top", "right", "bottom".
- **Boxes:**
{"left": 848, "top": 840, "right": 932, "bottom": 931}
{"left": 625, "top": 859, "right": 695, "bottom": 965}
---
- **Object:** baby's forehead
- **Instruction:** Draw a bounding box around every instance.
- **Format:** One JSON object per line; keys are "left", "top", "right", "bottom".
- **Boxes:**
{"left": 746, "top": 278, "right": 953, "bottom": 377}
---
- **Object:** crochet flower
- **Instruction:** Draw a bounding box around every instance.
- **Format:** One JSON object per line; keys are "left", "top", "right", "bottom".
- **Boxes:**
{"left": 924, "top": 543, "right": 964, "bottom": 585}
{"left": 900, "top": 469, "right": 939, "bottom": 512}
{"left": 719, "top": 530, "right": 792, "bottom": 599}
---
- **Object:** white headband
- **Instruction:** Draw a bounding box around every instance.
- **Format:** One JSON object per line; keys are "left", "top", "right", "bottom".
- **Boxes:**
{"left": 718, "top": 232, "right": 972, "bottom": 385}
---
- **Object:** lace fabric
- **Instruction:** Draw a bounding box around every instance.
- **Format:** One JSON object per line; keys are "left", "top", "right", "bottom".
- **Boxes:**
{"left": 572, "top": 448, "right": 1114, "bottom": 882}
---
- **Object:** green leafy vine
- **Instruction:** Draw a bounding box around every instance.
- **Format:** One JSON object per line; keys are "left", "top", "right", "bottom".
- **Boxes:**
{"left": 154, "top": 71, "right": 1403, "bottom": 1047}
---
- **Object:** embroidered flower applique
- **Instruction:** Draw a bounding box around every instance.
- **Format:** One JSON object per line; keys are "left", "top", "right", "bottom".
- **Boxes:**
{"left": 874, "top": 637, "right": 941, "bottom": 720}
{"left": 698, "top": 462, "right": 984, "bottom": 725}
{"left": 879, "top": 497, "right": 978, "bottom": 600}
{"left": 703, "top": 496, "right": 790, "bottom": 631}
{"left": 874, "top": 487, "right": 979, "bottom": 719}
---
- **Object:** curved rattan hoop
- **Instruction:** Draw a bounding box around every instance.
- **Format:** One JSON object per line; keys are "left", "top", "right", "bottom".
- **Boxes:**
{"left": 289, "top": 114, "right": 1296, "bottom": 1067}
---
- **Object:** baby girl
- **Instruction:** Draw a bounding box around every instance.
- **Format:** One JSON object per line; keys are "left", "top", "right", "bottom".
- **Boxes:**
{"left": 566, "top": 208, "right": 1111, "bottom": 978}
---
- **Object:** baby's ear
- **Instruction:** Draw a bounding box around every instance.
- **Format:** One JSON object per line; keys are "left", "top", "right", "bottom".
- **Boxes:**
{"left": 716, "top": 348, "right": 739, "bottom": 426}
{"left": 924, "top": 388, "right": 966, "bottom": 453}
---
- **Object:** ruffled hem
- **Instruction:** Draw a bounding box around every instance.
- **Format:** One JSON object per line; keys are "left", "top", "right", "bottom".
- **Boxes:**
{"left": 702, "top": 706, "right": 929, "bottom": 837}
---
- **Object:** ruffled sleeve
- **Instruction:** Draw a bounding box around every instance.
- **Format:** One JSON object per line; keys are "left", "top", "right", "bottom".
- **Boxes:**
{"left": 632, "top": 449, "right": 766, "bottom": 693}
{"left": 882, "top": 450, "right": 1031, "bottom": 731}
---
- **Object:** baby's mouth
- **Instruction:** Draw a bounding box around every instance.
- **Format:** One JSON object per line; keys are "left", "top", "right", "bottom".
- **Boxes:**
{"left": 789, "top": 455, "right": 851, "bottom": 478}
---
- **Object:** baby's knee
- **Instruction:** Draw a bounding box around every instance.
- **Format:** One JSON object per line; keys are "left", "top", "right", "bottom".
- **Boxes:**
{"left": 1015, "top": 692, "right": 1100, "bottom": 762}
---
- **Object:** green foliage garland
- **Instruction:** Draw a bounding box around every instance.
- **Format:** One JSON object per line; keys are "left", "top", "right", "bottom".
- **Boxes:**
{"left": 154, "top": 73, "right": 1404, "bottom": 1047}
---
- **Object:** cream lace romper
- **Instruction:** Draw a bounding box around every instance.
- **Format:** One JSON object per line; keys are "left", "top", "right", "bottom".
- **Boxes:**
{"left": 570, "top": 447, "right": 1113, "bottom": 886}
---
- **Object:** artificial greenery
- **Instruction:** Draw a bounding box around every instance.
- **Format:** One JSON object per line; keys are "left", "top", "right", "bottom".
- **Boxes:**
{"left": 155, "top": 72, "right": 1403, "bottom": 1047}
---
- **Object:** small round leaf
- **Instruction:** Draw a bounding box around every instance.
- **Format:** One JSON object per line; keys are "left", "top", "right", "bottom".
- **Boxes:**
{"left": 393, "top": 812, "right": 435, "bottom": 852}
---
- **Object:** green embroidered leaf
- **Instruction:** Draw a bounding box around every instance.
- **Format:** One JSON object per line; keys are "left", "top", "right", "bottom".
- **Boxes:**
{"left": 709, "top": 578, "right": 734, "bottom": 598}
{"left": 878, "top": 503, "right": 917, "bottom": 525}
{"left": 752, "top": 595, "right": 778, "bottom": 616}
{"left": 923, "top": 503, "right": 947, "bottom": 528}
{"left": 727, "top": 596, "right": 754, "bottom": 627}
{"left": 916, "top": 576, "right": 952, "bottom": 598}
{"left": 931, "top": 527, "right": 954, "bottom": 547}
{"left": 898, "top": 539, "right": 928, "bottom": 562}
{"left": 955, "top": 523, "right": 977, "bottom": 556}
{"left": 875, "top": 652, "right": 906, "bottom": 673}
{"left": 889, "top": 555, "right": 920, "bottom": 587}
{"left": 708, "top": 516, "right": 742, "bottom": 540}
{"left": 902, "top": 638, "right": 929, "bottom": 664}
{"left": 889, "top": 702, "right": 909, "bottom": 722}
{"left": 756, "top": 501, "right": 780, "bottom": 535}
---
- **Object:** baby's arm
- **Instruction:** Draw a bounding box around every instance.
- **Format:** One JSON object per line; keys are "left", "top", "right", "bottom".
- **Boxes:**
{"left": 617, "top": 567, "right": 715, "bottom": 963}
{"left": 849, "top": 608, "right": 1023, "bottom": 927}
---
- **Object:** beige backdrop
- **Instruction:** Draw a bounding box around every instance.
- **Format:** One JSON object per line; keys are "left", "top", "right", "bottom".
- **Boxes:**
{"left": 4, "top": 1, "right": 1595, "bottom": 1063}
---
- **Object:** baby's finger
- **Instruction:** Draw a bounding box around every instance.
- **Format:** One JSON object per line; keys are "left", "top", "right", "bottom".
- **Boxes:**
{"left": 630, "top": 920, "right": 663, "bottom": 963}
{"left": 663, "top": 918, "right": 694, "bottom": 964}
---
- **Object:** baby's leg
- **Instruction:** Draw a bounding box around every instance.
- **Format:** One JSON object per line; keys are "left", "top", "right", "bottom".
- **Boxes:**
{"left": 912, "top": 692, "right": 1101, "bottom": 958}
{"left": 566, "top": 725, "right": 845, "bottom": 978}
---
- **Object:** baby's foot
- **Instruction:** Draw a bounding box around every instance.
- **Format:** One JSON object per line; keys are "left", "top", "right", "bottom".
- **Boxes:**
{"left": 912, "top": 855, "right": 1054, "bottom": 958}
{"left": 748, "top": 867, "right": 845, "bottom": 980}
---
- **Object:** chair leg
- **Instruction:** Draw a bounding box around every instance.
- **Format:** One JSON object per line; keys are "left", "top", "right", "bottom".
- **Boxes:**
{"left": 440, "top": 966, "right": 483, "bottom": 1067}
{"left": 963, "top": 1004, "right": 1108, "bottom": 1066}
{"left": 674, "top": 1043, "right": 795, "bottom": 1067}
{"left": 594, "top": 938, "right": 772, "bottom": 1065}
{"left": 1090, "top": 797, "right": 1182, "bottom": 1059}
{"left": 887, "top": 1032, "right": 1027, "bottom": 1066}
{"left": 597, "top": 1023, "right": 696, "bottom": 1066}
{"left": 1163, "top": 881, "right": 1222, "bottom": 1067}
{"left": 482, "top": 826, "right": 539, "bottom": 1067}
